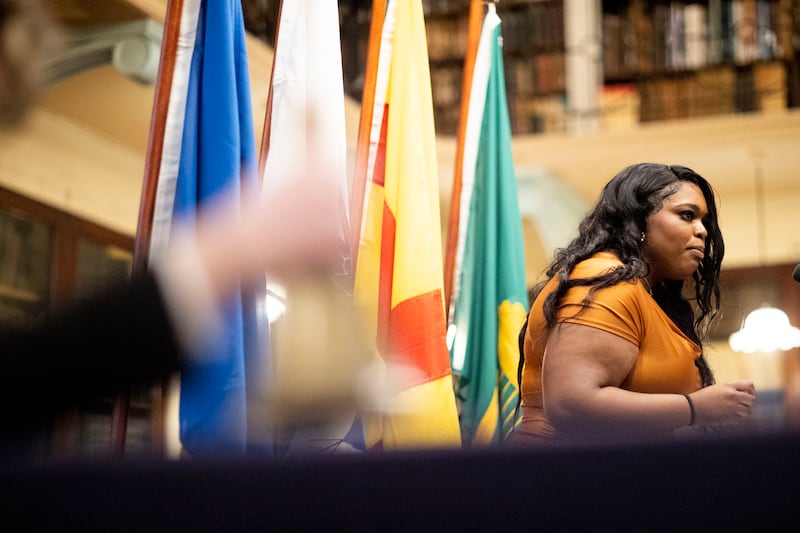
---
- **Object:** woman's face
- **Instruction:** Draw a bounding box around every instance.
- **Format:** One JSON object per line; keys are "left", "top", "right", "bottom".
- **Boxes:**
{"left": 644, "top": 181, "right": 709, "bottom": 284}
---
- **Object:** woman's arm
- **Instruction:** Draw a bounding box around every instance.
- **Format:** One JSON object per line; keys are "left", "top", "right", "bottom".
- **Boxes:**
{"left": 543, "top": 322, "right": 755, "bottom": 439}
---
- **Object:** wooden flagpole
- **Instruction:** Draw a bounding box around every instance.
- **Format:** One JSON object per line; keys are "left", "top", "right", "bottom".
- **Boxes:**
{"left": 254, "top": 0, "right": 285, "bottom": 456}
{"left": 443, "top": 0, "right": 484, "bottom": 318}
{"left": 109, "top": 0, "right": 185, "bottom": 459}
{"left": 349, "top": 0, "right": 387, "bottom": 265}
{"left": 257, "top": 0, "right": 285, "bottom": 181}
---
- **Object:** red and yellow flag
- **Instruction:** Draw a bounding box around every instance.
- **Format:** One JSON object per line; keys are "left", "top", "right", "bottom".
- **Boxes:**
{"left": 352, "top": 0, "right": 461, "bottom": 450}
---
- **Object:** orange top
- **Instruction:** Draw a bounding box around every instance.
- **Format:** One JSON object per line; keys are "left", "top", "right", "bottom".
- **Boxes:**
{"left": 517, "top": 252, "right": 702, "bottom": 441}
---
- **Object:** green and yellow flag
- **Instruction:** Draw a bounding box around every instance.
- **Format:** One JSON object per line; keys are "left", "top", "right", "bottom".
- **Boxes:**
{"left": 448, "top": 5, "right": 528, "bottom": 447}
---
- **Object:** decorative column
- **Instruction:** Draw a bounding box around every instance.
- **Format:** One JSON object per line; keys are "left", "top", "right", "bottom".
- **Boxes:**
{"left": 564, "top": 0, "right": 602, "bottom": 134}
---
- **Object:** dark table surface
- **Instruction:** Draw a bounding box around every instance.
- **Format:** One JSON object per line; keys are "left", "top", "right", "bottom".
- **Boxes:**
{"left": 2, "top": 428, "right": 798, "bottom": 532}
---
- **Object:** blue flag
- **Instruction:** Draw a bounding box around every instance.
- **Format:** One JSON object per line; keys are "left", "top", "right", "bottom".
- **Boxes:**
{"left": 153, "top": 0, "right": 264, "bottom": 456}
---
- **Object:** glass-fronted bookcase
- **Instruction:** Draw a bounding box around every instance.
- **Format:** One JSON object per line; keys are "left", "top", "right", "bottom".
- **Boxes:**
{"left": 0, "top": 185, "right": 153, "bottom": 464}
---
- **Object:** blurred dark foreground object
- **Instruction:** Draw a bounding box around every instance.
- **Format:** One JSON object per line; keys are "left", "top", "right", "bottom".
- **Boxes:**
{"left": 2, "top": 428, "right": 799, "bottom": 532}
{"left": 0, "top": 0, "right": 60, "bottom": 126}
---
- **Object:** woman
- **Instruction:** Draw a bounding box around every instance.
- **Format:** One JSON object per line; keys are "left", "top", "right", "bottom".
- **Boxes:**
{"left": 512, "top": 163, "right": 756, "bottom": 446}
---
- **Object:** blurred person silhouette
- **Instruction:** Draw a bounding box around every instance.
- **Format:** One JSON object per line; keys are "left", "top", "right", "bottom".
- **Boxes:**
{"left": 0, "top": 0, "right": 342, "bottom": 444}
{"left": 511, "top": 163, "right": 756, "bottom": 447}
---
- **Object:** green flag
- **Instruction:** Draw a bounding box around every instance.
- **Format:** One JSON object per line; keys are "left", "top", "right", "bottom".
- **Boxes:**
{"left": 449, "top": 6, "right": 528, "bottom": 447}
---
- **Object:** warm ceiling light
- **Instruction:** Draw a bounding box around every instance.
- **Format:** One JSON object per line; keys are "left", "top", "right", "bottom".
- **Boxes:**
{"left": 727, "top": 155, "right": 800, "bottom": 354}
{"left": 729, "top": 306, "right": 800, "bottom": 353}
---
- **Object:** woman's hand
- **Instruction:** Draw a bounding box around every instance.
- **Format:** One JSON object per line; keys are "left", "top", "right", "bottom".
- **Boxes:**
{"left": 687, "top": 381, "right": 756, "bottom": 426}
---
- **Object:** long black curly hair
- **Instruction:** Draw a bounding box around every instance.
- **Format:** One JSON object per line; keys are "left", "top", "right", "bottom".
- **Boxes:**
{"left": 532, "top": 163, "right": 724, "bottom": 386}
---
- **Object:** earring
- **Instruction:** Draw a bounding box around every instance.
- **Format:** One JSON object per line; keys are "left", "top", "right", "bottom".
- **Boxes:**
{"left": 640, "top": 232, "right": 646, "bottom": 243}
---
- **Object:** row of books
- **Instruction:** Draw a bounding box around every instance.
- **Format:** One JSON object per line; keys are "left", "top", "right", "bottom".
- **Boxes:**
{"left": 500, "top": 1, "right": 564, "bottom": 55}
{"left": 638, "top": 60, "right": 787, "bottom": 121}
{"left": 502, "top": 60, "right": 787, "bottom": 135}
{"left": 435, "top": 62, "right": 787, "bottom": 136}
{"left": 603, "top": 0, "right": 792, "bottom": 79}
{"left": 442, "top": 93, "right": 568, "bottom": 136}
{"left": 506, "top": 92, "right": 639, "bottom": 136}
{"left": 431, "top": 52, "right": 565, "bottom": 106}
{"left": 431, "top": 51, "right": 567, "bottom": 136}
{"left": 428, "top": 0, "right": 791, "bottom": 79}
{"left": 507, "top": 52, "right": 567, "bottom": 97}
{"left": 430, "top": 64, "right": 463, "bottom": 109}
{"left": 422, "top": 0, "right": 552, "bottom": 17}
{"left": 508, "top": 94, "right": 568, "bottom": 135}
{"left": 422, "top": 0, "right": 470, "bottom": 17}
{"left": 427, "top": 1, "right": 793, "bottom": 135}
{"left": 426, "top": 13, "right": 470, "bottom": 63}
{"left": 426, "top": 1, "right": 564, "bottom": 62}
